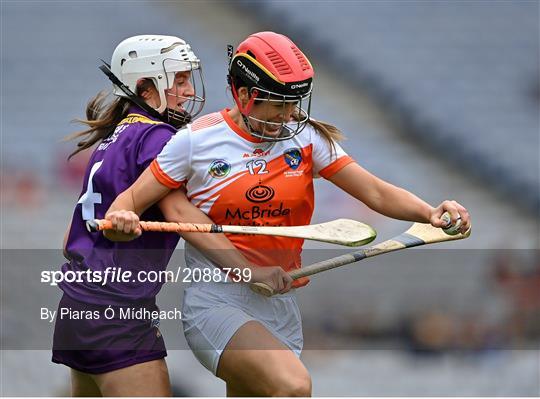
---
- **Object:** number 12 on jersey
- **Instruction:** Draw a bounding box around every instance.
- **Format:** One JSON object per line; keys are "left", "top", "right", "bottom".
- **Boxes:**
{"left": 246, "top": 159, "right": 268, "bottom": 175}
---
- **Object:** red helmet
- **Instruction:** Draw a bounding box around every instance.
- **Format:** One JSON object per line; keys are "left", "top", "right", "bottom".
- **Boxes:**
{"left": 228, "top": 32, "right": 314, "bottom": 141}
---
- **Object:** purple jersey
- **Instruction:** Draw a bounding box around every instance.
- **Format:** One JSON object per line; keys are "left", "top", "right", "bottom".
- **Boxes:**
{"left": 60, "top": 106, "right": 181, "bottom": 306}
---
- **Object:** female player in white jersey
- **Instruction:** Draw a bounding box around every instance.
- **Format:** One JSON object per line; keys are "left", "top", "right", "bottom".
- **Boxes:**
{"left": 105, "top": 32, "right": 471, "bottom": 396}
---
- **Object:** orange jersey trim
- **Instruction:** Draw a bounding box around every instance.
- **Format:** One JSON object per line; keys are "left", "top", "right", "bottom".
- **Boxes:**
{"left": 318, "top": 155, "right": 355, "bottom": 179}
{"left": 188, "top": 170, "right": 249, "bottom": 202}
{"left": 194, "top": 189, "right": 223, "bottom": 209}
{"left": 221, "top": 109, "right": 264, "bottom": 143}
{"left": 150, "top": 159, "right": 184, "bottom": 189}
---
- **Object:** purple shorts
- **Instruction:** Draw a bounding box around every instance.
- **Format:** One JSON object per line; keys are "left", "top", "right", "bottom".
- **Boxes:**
{"left": 52, "top": 293, "right": 167, "bottom": 374}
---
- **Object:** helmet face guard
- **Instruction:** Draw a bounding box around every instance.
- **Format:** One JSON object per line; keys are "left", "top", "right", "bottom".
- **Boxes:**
{"left": 163, "top": 58, "right": 205, "bottom": 127}
{"left": 237, "top": 86, "right": 312, "bottom": 142}
{"left": 227, "top": 32, "right": 315, "bottom": 142}
{"left": 108, "top": 35, "right": 205, "bottom": 128}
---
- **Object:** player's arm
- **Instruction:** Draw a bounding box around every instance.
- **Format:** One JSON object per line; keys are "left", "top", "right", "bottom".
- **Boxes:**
{"left": 104, "top": 167, "right": 171, "bottom": 241}
{"left": 158, "top": 189, "right": 252, "bottom": 267}
{"left": 328, "top": 162, "right": 470, "bottom": 232}
{"left": 104, "top": 166, "right": 292, "bottom": 292}
{"left": 105, "top": 125, "right": 190, "bottom": 240}
{"left": 158, "top": 189, "right": 293, "bottom": 292}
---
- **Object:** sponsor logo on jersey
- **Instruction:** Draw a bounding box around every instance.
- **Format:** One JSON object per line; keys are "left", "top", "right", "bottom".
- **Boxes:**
{"left": 225, "top": 202, "right": 291, "bottom": 221}
{"left": 208, "top": 159, "right": 231, "bottom": 179}
{"left": 284, "top": 170, "right": 304, "bottom": 178}
{"left": 242, "top": 148, "right": 271, "bottom": 158}
{"left": 283, "top": 148, "right": 302, "bottom": 170}
{"left": 245, "top": 184, "right": 275, "bottom": 203}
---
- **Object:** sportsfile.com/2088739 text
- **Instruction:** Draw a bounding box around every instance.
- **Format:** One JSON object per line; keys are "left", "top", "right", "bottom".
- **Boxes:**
{"left": 40, "top": 266, "right": 252, "bottom": 286}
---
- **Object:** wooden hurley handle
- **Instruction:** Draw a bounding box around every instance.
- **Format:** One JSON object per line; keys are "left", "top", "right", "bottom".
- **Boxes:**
{"left": 86, "top": 219, "right": 221, "bottom": 233}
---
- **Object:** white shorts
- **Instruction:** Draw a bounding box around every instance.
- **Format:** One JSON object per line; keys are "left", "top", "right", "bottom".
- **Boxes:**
{"left": 181, "top": 282, "right": 303, "bottom": 375}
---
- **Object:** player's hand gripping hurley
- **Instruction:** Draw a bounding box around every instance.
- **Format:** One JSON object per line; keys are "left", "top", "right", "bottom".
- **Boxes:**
{"left": 87, "top": 218, "right": 377, "bottom": 247}
{"left": 250, "top": 221, "right": 471, "bottom": 297}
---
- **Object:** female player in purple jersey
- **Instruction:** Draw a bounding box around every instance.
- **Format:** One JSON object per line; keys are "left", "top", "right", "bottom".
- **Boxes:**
{"left": 53, "top": 35, "right": 210, "bottom": 396}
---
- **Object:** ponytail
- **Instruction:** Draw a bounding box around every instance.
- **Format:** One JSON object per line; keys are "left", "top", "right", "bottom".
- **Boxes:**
{"left": 307, "top": 118, "right": 344, "bottom": 151}
{"left": 65, "top": 92, "right": 130, "bottom": 159}
{"left": 65, "top": 80, "right": 155, "bottom": 159}
{"left": 292, "top": 111, "right": 345, "bottom": 155}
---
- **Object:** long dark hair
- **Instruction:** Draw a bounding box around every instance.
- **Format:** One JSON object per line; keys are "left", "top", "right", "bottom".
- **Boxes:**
{"left": 66, "top": 80, "right": 154, "bottom": 159}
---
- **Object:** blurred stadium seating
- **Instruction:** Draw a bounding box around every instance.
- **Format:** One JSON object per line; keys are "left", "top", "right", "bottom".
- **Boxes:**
{"left": 235, "top": 0, "right": 540, "bottom": 213}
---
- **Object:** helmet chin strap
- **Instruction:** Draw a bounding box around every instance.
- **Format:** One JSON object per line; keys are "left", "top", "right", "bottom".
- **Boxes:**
{"left": 230, "top": 82, "right": 258, "bottom": 116}
{"left": 231, "top": 83, "right": 266, "bottom": 139}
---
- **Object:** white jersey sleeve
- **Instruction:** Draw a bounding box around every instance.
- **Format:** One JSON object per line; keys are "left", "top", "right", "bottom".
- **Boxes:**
{"left": 150, "top": 126, "right": 192, "bottom": 189}
{"left": 310, "top": 126, "right": 355, "bottom": 179}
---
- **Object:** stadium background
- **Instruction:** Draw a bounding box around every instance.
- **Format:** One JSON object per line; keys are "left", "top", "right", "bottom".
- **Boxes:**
{"left": 1, "top": 0, "right": 539, "bottom": 396}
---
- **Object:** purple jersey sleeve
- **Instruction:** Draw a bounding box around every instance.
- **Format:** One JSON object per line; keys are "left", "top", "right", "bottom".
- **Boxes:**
{"left": 136, "top": 124, "right": 177, "bottom": 171}
{"left": 60, "top": 108, "right": 182, "bottom": 306}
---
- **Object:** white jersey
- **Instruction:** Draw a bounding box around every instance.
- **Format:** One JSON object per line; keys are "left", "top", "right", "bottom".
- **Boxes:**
{"left": 151, "top": 109, "right": 354, "bottom": 287}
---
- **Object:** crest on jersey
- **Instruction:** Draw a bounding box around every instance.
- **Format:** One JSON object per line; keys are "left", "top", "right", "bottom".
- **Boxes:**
{"left": 283, "top": 148, "right": 302, "bottom": 170}
{"left": 208, "top": 159, "right": 231, "bottom": 179}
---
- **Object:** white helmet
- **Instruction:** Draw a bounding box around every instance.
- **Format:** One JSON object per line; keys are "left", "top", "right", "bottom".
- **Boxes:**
{"left": 106, "top": 35, "right": 205, "bottom": 126}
